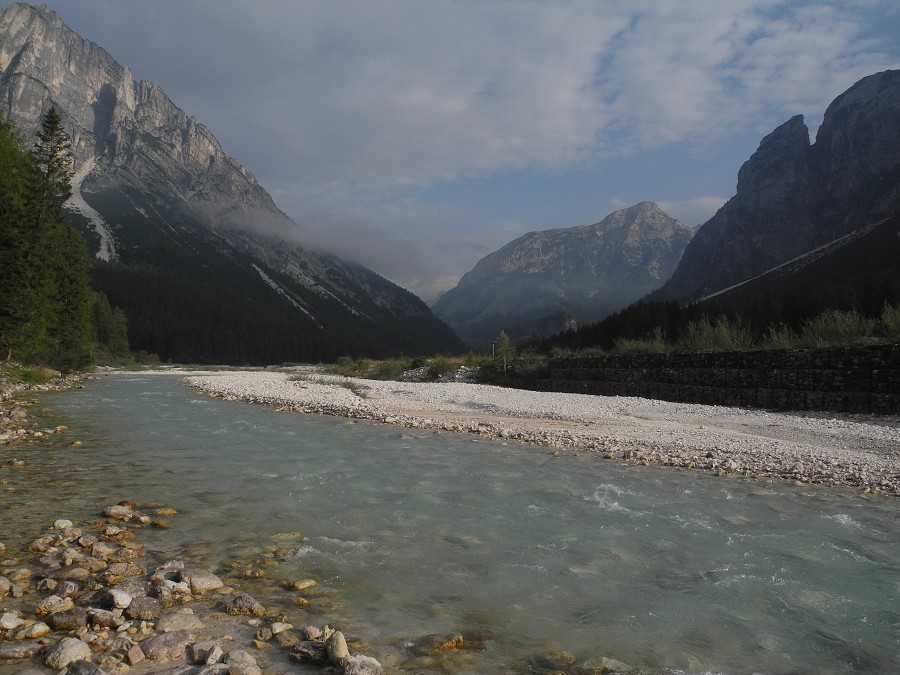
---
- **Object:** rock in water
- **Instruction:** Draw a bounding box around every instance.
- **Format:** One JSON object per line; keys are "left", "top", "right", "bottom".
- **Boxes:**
{"left": 140, "top": 629, "right": 192, "bottom": 661}
{"left": 326, "top": 630, "right": 350, "bottom": 664}
{"left": 178, "top": 568, "right": 225, "bottom": 594}
{"left": 44, "top": 637, "right": 92, "bottom": 670}
{"left": 225, "top": 593, "right": 266, "bottom": 616}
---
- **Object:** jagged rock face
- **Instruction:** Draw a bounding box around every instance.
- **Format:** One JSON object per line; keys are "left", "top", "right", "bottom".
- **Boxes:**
{"left": 432, "top": 201, "right": 694, "bottom": 347}
{"left": 658, "top": 69, "right": 900, "bottom": 303}
{"left": 0, "top": 3, "right": 271, "bottom": 209}
{"left": 0, "top": 3, "right": 464, "bottom": 362}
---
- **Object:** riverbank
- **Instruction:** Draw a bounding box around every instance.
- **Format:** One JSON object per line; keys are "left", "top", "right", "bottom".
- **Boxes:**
{"left": 183, "top": 369, "right": 900, "bottom": 496}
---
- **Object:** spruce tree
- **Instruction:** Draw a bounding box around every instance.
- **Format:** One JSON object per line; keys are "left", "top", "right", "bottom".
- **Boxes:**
{"left": 0, "top": 113, "right": 38, "bottom": 360}
{"left": 27, "top": 106, "right": 93, "bottom": 371}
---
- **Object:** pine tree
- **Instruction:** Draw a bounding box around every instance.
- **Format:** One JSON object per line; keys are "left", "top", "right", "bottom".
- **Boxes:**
{"left": 0, "top": 113, "right": 38, "bottom": 360}
{"left": 50, "top": 225, "right": 94, "bottom": 371}
{"left": 27, "top": 106, "right": 93, "bottom": 371}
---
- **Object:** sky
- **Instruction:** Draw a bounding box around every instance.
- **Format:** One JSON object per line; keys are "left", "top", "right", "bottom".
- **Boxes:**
{"left": 33, "top": 0, "right": 900, "bottom": 303}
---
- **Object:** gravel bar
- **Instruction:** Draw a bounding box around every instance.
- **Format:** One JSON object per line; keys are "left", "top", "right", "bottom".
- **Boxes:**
{"left": 183, "top": 370, "right": 900, "bottom": 496}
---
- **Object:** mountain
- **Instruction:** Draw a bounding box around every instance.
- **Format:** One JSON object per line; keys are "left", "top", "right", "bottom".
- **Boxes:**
{"left": 696, "top": 212, "right": 900, "bottom": 326}
{"left": 0, "top": 3, "right": 465, "bottom": 363}
{"left": 432, "top": 201, "right": 694, "bottom": 348}
{"left": 655, "top": 69, "right": 900, "bottom": 304}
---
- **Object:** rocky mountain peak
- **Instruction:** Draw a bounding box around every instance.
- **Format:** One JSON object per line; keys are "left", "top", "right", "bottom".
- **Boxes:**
{"left": 656, "top": 69, "right": 900, "bottom": 303}
{"left": 433, "top": 202, "right": 693, "bottom": 347}
{"left": 0, "top": 3, "right": 466, "bottom": 362}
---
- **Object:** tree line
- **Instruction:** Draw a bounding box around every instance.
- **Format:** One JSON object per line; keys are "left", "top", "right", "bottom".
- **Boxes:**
{"left": 0, "top": 108, "right": 129, "bottom": 372}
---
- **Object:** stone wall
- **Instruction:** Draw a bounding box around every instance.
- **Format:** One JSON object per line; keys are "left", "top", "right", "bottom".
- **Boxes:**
{"left": 544, "top": 344, "right": 900, "bottom": 413}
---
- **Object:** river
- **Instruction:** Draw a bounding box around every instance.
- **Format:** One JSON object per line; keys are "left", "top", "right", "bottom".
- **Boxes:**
{"left": 7, "top": 374, "right": 899, "bottom": 673}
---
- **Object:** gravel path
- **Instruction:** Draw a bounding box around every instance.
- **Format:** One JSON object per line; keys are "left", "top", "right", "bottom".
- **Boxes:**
{"left": 183, "top": 370, "right": 900, "bottom": 496}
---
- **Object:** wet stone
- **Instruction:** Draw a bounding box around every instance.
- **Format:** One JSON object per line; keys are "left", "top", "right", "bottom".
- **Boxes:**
{"left": 224, "top": 592, "right": 266, "bottom": 616}
{"left": 188, "top": 640, "right": 224, "bottom": 665}
{"left": 47, "top": 606, "right": 89, "bottom": 631}
{"left": 327, "top": 630, "right": 350, "bottom": 664}
{"left": 17, "top": 621, "right": 51, "bottom": 638}
{"left": 44, "top": 637, "right": 92, "bottom": 670}
{"left": 0, "top": 612, "right": 25, "bottom": 630}
{"left": 125, "top": 595, "right": 162, "bottom": 621}
{"left": 61, "top": 660, "right": 103, "bottom": 675}
{"left": 178, "top": 568, "right": 224, "bottom": 595}
{"left": 140, "top": 629, "right": 192, "bottom": 661}
{"left": 35, "top": 594, "right": 74, "bottom": 616}
{"left": 0, "top": 641, "right": 43, "bottom": 660}
{"left": 156, "top": 609, "right": 204, "bottom": 632}
{"left": 290, "top": 640, "right": 329, "bottom": 665}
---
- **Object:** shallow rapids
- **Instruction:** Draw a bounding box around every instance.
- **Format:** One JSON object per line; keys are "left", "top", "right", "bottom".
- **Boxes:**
{"left": 8, "top": 375, "right": 898, "bottom": 674}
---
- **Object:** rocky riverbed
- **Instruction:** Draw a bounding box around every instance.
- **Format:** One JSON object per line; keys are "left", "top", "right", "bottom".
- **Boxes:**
{"left": 184, "top": 369, "right": 900, "bottom": 497}
{"left": 2, "top": 375, "right": 633, "bottom": 674}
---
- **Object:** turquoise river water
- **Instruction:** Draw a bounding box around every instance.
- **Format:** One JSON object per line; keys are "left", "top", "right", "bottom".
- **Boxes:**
{"left": 5, "top": 375, "right": 900, "bottom": 674}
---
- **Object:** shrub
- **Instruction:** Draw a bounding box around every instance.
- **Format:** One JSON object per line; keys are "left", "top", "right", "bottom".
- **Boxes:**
{"left": 613, "top": 327, "right": 668, "bottom": 354}
{"left": 676, "top": 316, "right": 753, "bottom": 353}
{"left": 797, "top": 309, "right": 875, "bottom": 348}
{"left": 761, "top": 324, "right": 799, "bottom": 350}
{"left": 880, "top": 303, "right": 900, "bottom": 343}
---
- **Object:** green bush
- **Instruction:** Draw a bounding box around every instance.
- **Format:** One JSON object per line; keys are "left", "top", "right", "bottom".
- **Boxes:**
{"left": 761, "top": 324, "right": 799, "bottom": 350}
{"left": 676, "top": 316, "right": 753, "bottom": 353}
{"left": 613, "top": 327, "right": 668, "bottom": 354}
{"left": 797, "top": 309, "right": 875, "bottom": 348}
{"left": 880, "top": 303, "right": 900, "bottom": 342}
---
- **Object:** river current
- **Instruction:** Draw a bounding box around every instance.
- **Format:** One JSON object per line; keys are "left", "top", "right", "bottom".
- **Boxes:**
{"left": 8, "top": 375, "right": 900, "bottom": 673}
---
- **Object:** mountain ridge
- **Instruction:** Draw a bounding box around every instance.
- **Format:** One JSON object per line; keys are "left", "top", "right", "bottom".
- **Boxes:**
{"left": 655, "top": 69, "right": 900, "bottom": 303}
{"left": 0, "top": 3, "right": 466, "bottom": 362}
{"left": 432, "top": 201, "right": 694, "bottom": 347}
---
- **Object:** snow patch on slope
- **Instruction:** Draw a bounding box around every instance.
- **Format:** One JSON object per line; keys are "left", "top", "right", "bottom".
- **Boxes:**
{"left": 251, "top": 263, "right": 321, "bottom": 327}
{"left": 65, "top": 157, "right": 117, "bottom": 261}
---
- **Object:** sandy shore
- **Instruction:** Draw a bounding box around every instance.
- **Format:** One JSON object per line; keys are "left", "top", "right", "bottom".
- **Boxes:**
{"left": 182, "top": 369, "right": 900, "bottom": 496}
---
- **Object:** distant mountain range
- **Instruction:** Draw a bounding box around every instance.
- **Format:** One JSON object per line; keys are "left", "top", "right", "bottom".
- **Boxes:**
{"left": 432, "top": 201, "right": 694, "bottom": 348}
{"left": 0, "top": 3, "right": 465, "bottom": 363}
{"left": 549, "top": 69, "right": 900, "bottom": 351}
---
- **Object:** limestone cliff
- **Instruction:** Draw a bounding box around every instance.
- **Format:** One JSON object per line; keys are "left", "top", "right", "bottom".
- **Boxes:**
{"left": 0, "top": 3, "right": 465, "bottom": 362}
{"left": 432, "top": 201, "right": 693, "bottom": 347}
{"left": 657, "top": 69, "right": 900, "bottom": 303}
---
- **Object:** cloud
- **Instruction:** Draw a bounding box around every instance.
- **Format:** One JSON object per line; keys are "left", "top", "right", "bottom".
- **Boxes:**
{"left": 38, "top": 0, "right": 900, "bottom": 298}
{"left": 655, "top": 197, "right": 729, "bottom": 228}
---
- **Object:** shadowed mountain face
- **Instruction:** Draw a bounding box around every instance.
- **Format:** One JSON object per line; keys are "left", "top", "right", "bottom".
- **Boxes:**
{"left": 0, "top": 3, "right": 465, "bottom": 363}
{"left": 655, "top": 69, "right": 900, "bottom": 304}
{"left": 432, "top": 201, "right": 694, "bottom": 348}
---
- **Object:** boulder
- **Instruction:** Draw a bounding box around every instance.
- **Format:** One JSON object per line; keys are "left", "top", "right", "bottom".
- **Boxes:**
{"left": 140, "top": 629, "right": 192, "bottom": 661}
{"left": 125, "top": 596, "right": 162, "bottom": 621}
{"left": 225, "top": 593, "right": 265, "bottom": 616}
{"left": 289, "top": 640, "right": 328, "bottom": 665}
{"left": 47, "top": 606, "right": 89, "bottom": 631}
{"left": 44, "top": 637, "right": 92, "bottom": 670}
{"left": 0, "top": 642, "right": 43, "bottom": 660}
{"left": 35, "top": 594, "right": 74, "bottom": 616}
{"left": 188, "top": 640, "right": 224, "bottom": 665}
{"left": 343, "top": 654, "right": 384, "bottom": 675}
{"left": 0, "top": 612, "right": 25, "bottom": 630}
{"left": 327, "top": 630, "right": 350, "bottom": 664}
{"left": 178, "top": 568, "right": 224, "bottom": 595}
{"left": 62, "top": 661, "right": 103, "bottom": 675}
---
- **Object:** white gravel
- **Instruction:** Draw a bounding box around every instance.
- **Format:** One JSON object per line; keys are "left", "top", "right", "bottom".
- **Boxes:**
{"left": 183, "top": 370, "right": 900, "bottom": 496}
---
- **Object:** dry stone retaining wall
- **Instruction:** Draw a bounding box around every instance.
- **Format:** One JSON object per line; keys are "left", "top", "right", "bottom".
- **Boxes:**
{"left": 544, "top": 345, "right": 900, "bottom": 413}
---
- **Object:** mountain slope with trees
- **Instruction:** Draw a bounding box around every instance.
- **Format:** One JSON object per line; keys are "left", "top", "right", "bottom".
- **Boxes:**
{"left": 0, "top": 3, "right": 465, "bottom": 364}
{"left": 0, "top": 108, "right": 125, "bottom": 370}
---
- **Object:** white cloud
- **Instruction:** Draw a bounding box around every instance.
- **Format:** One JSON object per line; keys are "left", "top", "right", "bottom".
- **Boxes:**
{"left": 38, "top": 0, "right": 900, "bottom": 297}
{"left": 656, "top": 197, "right": 730, "bottom": 228}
